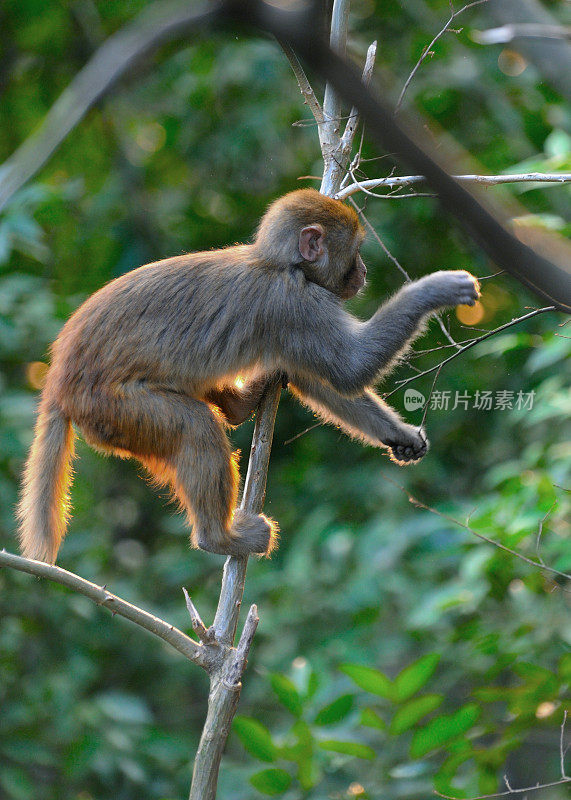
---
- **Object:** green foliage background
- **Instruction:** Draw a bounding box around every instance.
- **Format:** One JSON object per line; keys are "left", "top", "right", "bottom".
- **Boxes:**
{"left": 0, "top": 1, "right": 569, "bottom": 799}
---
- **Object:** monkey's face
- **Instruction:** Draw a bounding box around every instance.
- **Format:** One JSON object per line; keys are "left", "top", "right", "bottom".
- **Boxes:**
{"left": 298, "top": 224, "right": 366, "bottom": 299}
{"left": 339, "top": 253, "right": 367, "bottom": 299}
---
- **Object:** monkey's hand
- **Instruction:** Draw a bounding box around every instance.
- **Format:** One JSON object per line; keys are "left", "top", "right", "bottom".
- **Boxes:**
{"left": 385, "top": 426, "right": 428, "bottom": 465}
{"left": 419, "top": 270, "right": 480, "bottom": 310}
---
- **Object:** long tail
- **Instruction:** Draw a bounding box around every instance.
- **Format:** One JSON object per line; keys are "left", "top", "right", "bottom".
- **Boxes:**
{"left": 17, "top": 397, "right": 75, "bottom": 563}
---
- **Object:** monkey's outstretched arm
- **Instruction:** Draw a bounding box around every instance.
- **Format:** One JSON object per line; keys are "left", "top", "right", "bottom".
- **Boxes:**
{"left": 279, "top": 270, "right": 479, "bottom": 394}
{"left": 288, "top": 374, "right": 427, "bottom": 464}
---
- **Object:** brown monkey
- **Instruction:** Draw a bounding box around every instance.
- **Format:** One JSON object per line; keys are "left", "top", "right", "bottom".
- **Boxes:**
{"left": 17, "top": 189, "right": 480, "bottom": 564}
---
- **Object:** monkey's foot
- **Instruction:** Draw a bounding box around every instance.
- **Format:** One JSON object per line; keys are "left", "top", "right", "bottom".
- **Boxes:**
{"left": 196, "top": 511, "right": 279, "bottom": 557}
{"left": 231, "top": 509, "right": 279, "bottom": 557}
{"left": 385, "top": 428, "right": 428, "bottom": 465}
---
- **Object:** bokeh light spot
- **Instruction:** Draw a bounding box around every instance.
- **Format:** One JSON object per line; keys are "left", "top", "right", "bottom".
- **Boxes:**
{"left": 456, "top": 300, "right": 485, "bottom": 326}
{"left": 498, "top": 49, "right": 527, "bottom": 76}
{"left": 26, "top": 361, "right": 48, "bottom": 390}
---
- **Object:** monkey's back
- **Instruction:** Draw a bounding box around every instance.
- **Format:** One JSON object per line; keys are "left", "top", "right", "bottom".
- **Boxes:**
{"left": 47, "top": 250, "right": 269, "bottom": 409}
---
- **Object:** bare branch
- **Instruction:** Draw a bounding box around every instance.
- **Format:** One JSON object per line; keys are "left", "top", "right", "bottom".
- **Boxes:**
{"left": 435, "top": 777, "right": 571, "bottom": 800}
{"left": 348, "top": 197, "right": 411, "bottom": 280}
{"left": 395, "top": 0, "right": 490, "bottom": 114}
{"left": 320, "top": 0, "right": 351, "bottom": 195}
{"left": 561, "top": 710, "right": 569, "bottom": 779}
{"left": 190, "top": 376, "right": 282, "bottom": 800}
{"left": 183, "top": 587, "right": 215, "bottom": 644}
{"left": 385, "top": 307, "right": 556, "bottom": 399}
{"left": 234, "top": 604, "right": 259, "bottom": 676}
{"left": 279, "top": 39, "right": 324, "bottom": 126}
{"left": 350, "top": 197, "right": 461, "bottom": 348}
{"left": 472, "top": 24, "right": 571, "bottom": 45}
{"left": 341, "top": 41, "right": 377, "bottom": 153}
{"left": 336, "top": 172, "right": 571, "bottom": 200}
{"left": 0, "top": 549, "right": 216, "bottom": 670}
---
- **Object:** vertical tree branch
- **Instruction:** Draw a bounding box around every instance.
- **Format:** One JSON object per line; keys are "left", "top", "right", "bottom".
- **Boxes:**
{"left": 189, "top": 376, "right": 282, "bottom": 800}
{"left": 320, "top": 0, "right": 351, "bottom": 195}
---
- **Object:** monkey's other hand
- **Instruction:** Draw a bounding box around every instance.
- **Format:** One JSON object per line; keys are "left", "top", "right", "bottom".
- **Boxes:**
{"left": 420, "top": 270, "right": 480, "bottom": 310}
{"left": 385, "top": 427, "right": 428, "bottom": 465}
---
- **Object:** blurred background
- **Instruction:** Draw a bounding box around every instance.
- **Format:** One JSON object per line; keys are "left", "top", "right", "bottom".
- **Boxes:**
{"left": 0, "top": 1, "right": 569, "bottom": 798}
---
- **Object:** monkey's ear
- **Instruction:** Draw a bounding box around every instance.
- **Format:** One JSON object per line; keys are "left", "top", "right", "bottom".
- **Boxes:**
{"left": 299, "top": 225, "right": 325, "bottom": 262}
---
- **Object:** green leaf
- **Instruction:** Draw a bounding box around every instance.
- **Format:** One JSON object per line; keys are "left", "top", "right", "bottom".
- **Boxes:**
{"left": 410, "top": 704, "right": 480, "bottom": 758}
{"left": 306, "top": 671, "right": 320, "bottom": 699}
{"left": 250, "top": 768, "right": 292, "bottom": 795}
{"left": 390, "top": 694, "right": 443, "bottom": 734}
{"left": 233, "top": 716, "right": 276, "bottom": 762}
{"left": 558, "top": 653, "right": 571, "bottom": 681}
{"left": 340, "top": 663, "right": 394, "bottom": 699}
{"left": 360, "top": 707, "right": 386, "bottom": 730}
{"left": 319, "top": 739, "right": 376, "bottom": 760}
{"left": 270, "top": 674, "right": 303, "bottom": 716}
{"left": 314, "top": 694, "right": 354, "bottom": 726}
{"left": 394, "top": 654, "right": 440, "bottom": 702}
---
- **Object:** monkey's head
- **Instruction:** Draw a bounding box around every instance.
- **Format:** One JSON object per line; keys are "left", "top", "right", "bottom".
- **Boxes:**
{"left": 255, "top": 189, "right": 367, "bottom": 299}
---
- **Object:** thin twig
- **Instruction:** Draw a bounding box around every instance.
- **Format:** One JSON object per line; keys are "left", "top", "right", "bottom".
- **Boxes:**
{"left": 336, "top": 172, "right": 571, "bottom": 200}
{"left": 348, "top": 197, "right": 411, "bottom": 280}
{"left": 376, "top": 475, "right": 571, "bottom": 583}
{"left": 0, "top": 550, "right": 216, "bottom": 670}
{"left": 420, "top": 362, "right": 443, "bottom": 430}
{"left": 534, "top": 502, "right": 557, "bottom": 566}
{"left": 435, "top": 778, "right": 571, "bottom": 800}
{"left": 395, "top": 0, "right": 490, "bottom": 114}
{"left": 385, "top": 307, "right": 556, "bottom": 399}
{"left": 284, "top": 421, "right": 322, "bottom": 446}
{"left": 561, "top": 711, "right": 569, "bottom": 779}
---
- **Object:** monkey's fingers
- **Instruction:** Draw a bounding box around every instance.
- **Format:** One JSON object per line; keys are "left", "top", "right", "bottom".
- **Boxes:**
{"left": 386, "top": 434, "right": 428, "bottom": 465}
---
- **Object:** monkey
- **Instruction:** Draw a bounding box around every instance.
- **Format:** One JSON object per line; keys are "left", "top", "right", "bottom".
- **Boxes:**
{"left": 17, "top": 188, "right": 480, "bottom": 565}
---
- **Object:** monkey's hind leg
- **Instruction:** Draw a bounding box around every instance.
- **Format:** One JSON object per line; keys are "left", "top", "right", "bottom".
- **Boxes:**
{"left": 165, "top": 400, "right": 277, "bottom": 558}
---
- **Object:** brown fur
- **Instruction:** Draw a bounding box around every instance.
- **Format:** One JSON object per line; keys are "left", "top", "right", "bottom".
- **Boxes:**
{"left": 17, "top": 188, "right": 479, "bottom": 563}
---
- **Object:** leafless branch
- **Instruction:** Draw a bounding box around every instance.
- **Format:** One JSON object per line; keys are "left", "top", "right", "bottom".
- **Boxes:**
{"left": 341, "top": 40, "right": 377, "bottom": 153}
{"left": 377, "top": 475, "right": 571, "bottom": 583}
{"left": 436, "top": 777, "right": 571, "bottom": 800}
{"left": 562, "top": 711, "right": 569, "bottom": 779}
{"left": 0, "top": 549, "right": 217, "bottom": 670}
{"left": 336, "top": 172, "right": 571, "bottom": 200}
{"left": 190, "top": 376, "right": 282, "bottom": 800}
{"left": 320, "top": 0, "right": 351, "bottom": 195}
{"left": 385, "top": 306, "right": 556, "bottom": 399}
{"left": 350, "top": 197, "right": 461, "bottom": 349}
{"left": 395, "top": 0, "right": 490, "bottom": 114}
{"left": 183, "top": 587, "right": 215, "bottom": 644}
{"left": 472, "top": 24, "right": 571, "bottom": 45}
{"left": 279, "top": 39, "right": 324, "bottom": 126}
{"left": 348, "top": 197, "right": 411, "bottom": 280}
